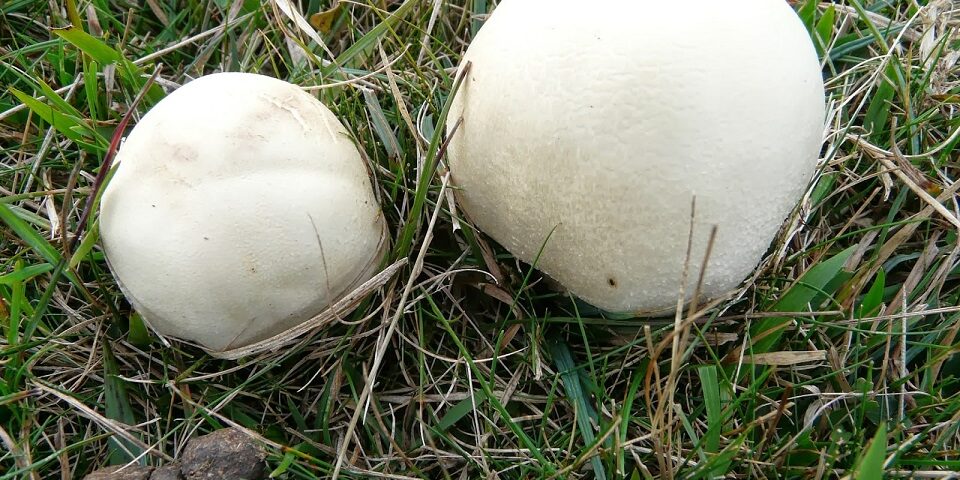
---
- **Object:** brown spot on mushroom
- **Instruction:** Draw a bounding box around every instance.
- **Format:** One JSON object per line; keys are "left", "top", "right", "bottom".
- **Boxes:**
{"left": 170, "top": 143, "right": 198, "bottom": 162}
{"left": 607, "top": 277, "right": 617, "bottom": 288}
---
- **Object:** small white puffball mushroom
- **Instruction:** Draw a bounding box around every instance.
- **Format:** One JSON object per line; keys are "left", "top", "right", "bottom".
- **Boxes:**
{"left": 447, "top": 0, "right": 826, "bottom": 314}
{"left": 99, "top": 72, "right": 387, "bottom": 353}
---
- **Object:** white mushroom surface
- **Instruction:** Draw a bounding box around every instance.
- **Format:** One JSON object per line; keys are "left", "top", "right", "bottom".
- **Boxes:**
{"left": 447, "top": 0, "right": 826, "bottom": 314}
{"left": 100, "top": 72, "right": 387, "bottom": 352}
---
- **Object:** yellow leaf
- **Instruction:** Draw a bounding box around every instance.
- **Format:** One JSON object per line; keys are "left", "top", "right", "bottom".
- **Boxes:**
{"left": 309, "top": 1, "right": 341, "bottom": 34}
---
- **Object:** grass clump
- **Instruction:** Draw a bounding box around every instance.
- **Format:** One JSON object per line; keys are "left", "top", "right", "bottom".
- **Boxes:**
{"left": 2, "top": 0, "right": 960, "bottom": 478}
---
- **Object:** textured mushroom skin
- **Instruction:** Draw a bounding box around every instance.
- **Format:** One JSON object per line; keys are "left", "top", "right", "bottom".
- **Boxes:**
{"left": 100, "top": 73, "right": 386, "bottom": 351}
{"left": 447, "top": 0, "right": 826, "bottom": 313}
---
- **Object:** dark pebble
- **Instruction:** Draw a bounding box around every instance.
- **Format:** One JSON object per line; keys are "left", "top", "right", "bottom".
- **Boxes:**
{"left": 150, "top": 463, "right": 183, "bottom": 480}
{"left": 180, "top": 428, "right": 266, "bottom": 480}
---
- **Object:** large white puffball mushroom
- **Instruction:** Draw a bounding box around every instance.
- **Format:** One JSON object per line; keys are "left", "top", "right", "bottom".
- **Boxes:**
{"left": 447, "top": 0, "right": 825, "bottom": 314}
{"left": 100, "top": 72, "right": 387, "bottom": 353}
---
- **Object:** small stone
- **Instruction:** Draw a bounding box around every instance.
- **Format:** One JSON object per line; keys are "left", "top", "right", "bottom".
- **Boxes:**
{"left": 150, "top": 463, "right": 183, "bottom": 480}
{"left": 180, "top": 428, "right": 266, "bottom": 480}
{"left": 84, "top": 465, "right": 153, "bottom": 480}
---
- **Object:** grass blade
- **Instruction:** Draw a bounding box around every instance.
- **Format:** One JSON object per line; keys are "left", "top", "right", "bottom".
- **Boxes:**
{"left": 102, "top": 341, "right": 143, "bottom": 465}
{"left": 750, "top": 245, "right": 857, "bottom": 354}
{"left": 436, "top": 389, "right": 488, "bottom": 432}
{"left": 549, "top": 339, "right": 606, "bottom": 480}
{"left": 50, "top": 26, "right": 120, "bottom": 64}
{"left": 854, "top": 423, "right": 887, "bottom": 479}
{"left": 0, "top": 204, "right": 81, "bottom": 288}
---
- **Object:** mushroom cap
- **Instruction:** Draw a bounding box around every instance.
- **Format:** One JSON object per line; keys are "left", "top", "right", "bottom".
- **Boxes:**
{"left": 447, "top": 0, "right": 825, "bottom": 314}
{"left": 100, "top": 72, "right": 387, "bottom": 352}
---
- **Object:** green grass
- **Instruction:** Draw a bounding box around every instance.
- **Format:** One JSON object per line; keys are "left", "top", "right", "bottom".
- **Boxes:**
{"left": 2, "top": 0, "right": 960, "bottom": 478}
